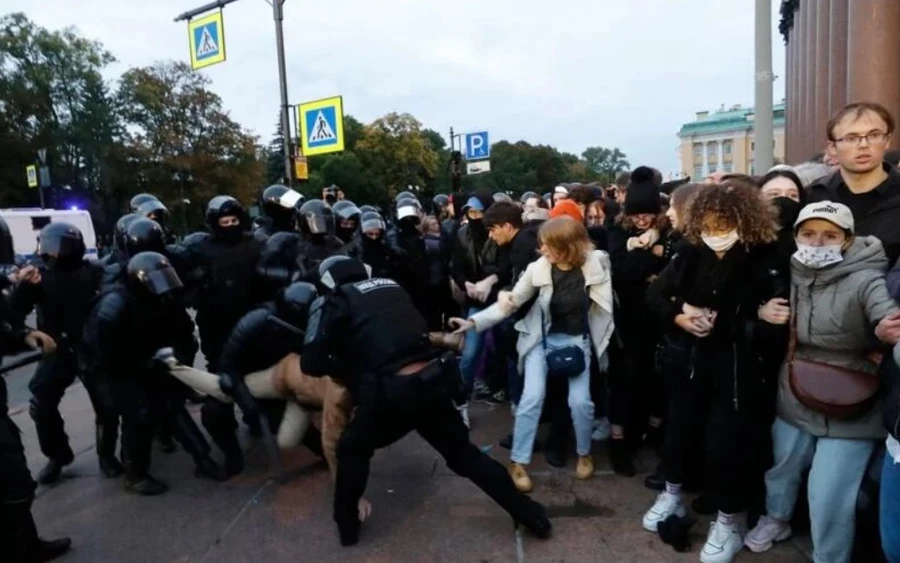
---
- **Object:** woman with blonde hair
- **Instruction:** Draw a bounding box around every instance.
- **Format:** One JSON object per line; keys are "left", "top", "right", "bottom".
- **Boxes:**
{"left": 642, "top": 181, "right": 790, "bottom": 563}
{"left": 450, "top": 217, "right": 615, "bottom": 492}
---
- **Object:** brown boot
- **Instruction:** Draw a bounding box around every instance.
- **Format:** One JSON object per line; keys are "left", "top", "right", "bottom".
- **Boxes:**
{"left": 508, "top": 462, "right": 533, "bottom": 493}
{"left": 575, "top": 455, "right": 594, "bottom": 480}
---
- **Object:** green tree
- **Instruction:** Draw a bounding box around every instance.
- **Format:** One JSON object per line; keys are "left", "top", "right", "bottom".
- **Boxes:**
{"left": 581, "top": 146, "right": 630, "bottom": 184}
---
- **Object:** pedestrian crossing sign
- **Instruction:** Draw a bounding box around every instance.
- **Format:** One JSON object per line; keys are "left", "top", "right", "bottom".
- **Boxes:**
{"left": 26, "top": 165, "right": 38, "bottom": 188}
{"left": 298, "top": 96, "right": 345, "bottom": 157}
{"left": 188, "top": 11, "right": 226, "bottom": 70}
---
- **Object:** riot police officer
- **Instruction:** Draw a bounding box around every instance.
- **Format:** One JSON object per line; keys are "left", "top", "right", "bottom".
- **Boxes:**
{"left": 0, "top": 300, "right": 71, "bottom": 562}
{"left": 254, "top": 184, "right": 304, "bottom": 241}
{"left": 387, "top": 196, "right": 430, "bottom": 318}
{"left": 332, "top": 200, "right": 362, "bottom": 244}
{"left": 200, "top": 281, "right": 325, "bottom": 476}
{"left": 301, "top": 257, "right": 551, "bottom": 546}
{"left": 134, "top": 199, "right": 174, "bottom": 242}
{"left": 80, "top": 252, "right": 225, "bottom": 495}
{"left": 183, "top": 196, "right": 266, "bottom": 373}
{"left": 9, "top": 222, "right": 119, "bottom": 484}
{"left": 0, "top": 215, "right": 18, "bottom": 288}
{"left": 344, "top": 211, "right": 399, "bottom": 279}
{"left": 129, "top": 193, "right": 159, "bottom": 214}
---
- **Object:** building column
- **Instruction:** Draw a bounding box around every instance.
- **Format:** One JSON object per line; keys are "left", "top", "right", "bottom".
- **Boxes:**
{"left": 814, "top": 0, "right": 831, "bottom": 152}
{"left": 804, "top": 0, "right": 818, "bottom": 160}
{"left": 829, "top": 0, "right": 849, "bottom": 117}
{"left": 795, "top": 2, "right": 807, "bottom": 161}
{"left": 791, "top": 21, "right": 802, "bottom": 162}
{"left": 786, "top": 33, "right": 795, "bottom": 164}
{"left": 848, "top": 0, "right": 900, "bottom": 148}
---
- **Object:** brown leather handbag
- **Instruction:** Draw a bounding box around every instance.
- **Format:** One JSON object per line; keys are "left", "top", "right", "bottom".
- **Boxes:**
{"left": 787, "top": 299, "right": 879, "bottom": 420}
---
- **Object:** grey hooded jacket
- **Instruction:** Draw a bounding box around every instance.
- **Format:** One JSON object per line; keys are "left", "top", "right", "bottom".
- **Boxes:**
{"left": 778, "top": 236, "right": 898, "bottom": 439}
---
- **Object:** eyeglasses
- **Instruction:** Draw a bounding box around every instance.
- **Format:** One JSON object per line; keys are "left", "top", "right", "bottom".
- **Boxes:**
{"left": 835, "top": 131, "right": 889, "bottom": 146}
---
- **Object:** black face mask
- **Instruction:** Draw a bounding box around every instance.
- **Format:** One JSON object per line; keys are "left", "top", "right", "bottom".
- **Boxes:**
{"left": 218, "top": 225, "right": 244, "bottom": 245}
{"left": 773, "top": 197, "right": 802, "bottom": 229}
{"left": 468, "top": 218, "right": 486, "bottom": 239}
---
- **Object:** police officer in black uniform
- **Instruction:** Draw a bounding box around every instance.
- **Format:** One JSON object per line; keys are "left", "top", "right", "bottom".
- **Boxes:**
{"left": 183, "top": 196, "right": 266, "bottom": 373}
{"left": 301, "top": 257, "right": 551, "bottom": 546}
{"left": 9, "top": 222, "right": 119, "bottom": 484}
{"left": 0, "top": 300, "right": 71, "bottom": 562}
{"left": 80, "top": 252, "right": 225, "bottom": 495}
{"left": 0, "top": 215, "right": 19, "bottom": 286}
{"left": 332, "top": 200, "right": 362, "bottom": 245}
{"left": 200, "top": 281, "right": 324, "bottom": 476}
{"left": 344, "top": 211, "right": 400, "bottom": 279}
{"left": 254, "top": 184, "right": 304, "bottom": 241}
{"left": 134, "top": 199, "right": 175, "bottom": 243}
{"left": 387, "top": 196, "right": 430, "bottom": 318}
{"left": 257, "top": 199, "right": 344, "bottom": 290}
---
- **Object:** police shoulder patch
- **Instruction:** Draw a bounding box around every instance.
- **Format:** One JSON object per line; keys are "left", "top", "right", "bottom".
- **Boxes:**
{"left": 354, "top": 278, "right": 398, "bottom": 293}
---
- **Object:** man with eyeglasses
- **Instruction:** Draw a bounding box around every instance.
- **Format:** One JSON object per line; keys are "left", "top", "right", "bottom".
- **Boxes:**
{"left": 808, "top": 101, "right": 900, "bottom": 266}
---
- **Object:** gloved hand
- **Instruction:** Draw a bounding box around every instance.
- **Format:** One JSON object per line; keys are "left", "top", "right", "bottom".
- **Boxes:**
{"left": 219, "top": 373, "right": 259, "bottom": 420}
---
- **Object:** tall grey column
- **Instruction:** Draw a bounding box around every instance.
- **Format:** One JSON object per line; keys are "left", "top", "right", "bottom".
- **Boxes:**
{"left": 754, "top": 0, "right": 774, "bottom": 172}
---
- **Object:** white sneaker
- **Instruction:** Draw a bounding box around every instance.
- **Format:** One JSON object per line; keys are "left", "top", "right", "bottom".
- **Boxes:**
{"left": 457, "top": 403, "right": 470, "bottom": 428}
{"left": 700, "top": 520, "right": 743, "bottom": 563}
{"left": 642, "top": 492, "right": 686, "bottom": 532}
{"left": 744, "top": 515, "right": 791, "bottom": 553}
{"left": 591, "top": 417, "right": 611, "bottom": 441}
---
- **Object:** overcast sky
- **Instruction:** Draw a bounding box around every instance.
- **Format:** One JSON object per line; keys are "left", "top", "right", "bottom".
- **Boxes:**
{"left": 8, "top": 0, "right": 785, "bottom": 177}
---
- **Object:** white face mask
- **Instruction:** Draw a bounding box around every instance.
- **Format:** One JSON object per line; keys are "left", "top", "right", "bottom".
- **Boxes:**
{"left": 701, "top": 230, "right": 739, "bottom": 253}
{"left": 793, "top": 244, "right": 844, "bottom": 269}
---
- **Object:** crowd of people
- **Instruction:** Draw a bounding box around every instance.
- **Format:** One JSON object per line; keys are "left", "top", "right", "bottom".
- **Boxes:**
{"left": 2, "top": 100, "right": 900, "bottom": 563}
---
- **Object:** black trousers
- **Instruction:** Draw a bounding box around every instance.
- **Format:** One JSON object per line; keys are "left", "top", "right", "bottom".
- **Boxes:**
{"left": 334, "top": 369, "right": 541, "bottom": 540}
{"left": 28, "top": 351, "right": 116, "bottom": 463}
{"left": 663, "top": 373, "right": 765, "bottom": 514}
{"left": 0, "top": 412, "right": 40, "bottom": 561}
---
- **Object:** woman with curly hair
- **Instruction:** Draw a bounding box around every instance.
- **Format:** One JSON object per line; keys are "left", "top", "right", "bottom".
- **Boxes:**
{"left": 642, "top": 181, "right": 790, "bottom": 563}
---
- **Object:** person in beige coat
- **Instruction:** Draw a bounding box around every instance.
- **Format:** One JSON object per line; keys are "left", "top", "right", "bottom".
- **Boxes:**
{"left": 745, "top": 201, "right": 900, "bottom": 563}
{"left": 451, "top": 217, "right": 615, "bottom": 492}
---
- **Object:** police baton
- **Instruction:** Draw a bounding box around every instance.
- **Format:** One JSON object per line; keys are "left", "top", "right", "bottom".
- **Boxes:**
{"left": 0, "top": 349, "right": 44, "bottom": 375}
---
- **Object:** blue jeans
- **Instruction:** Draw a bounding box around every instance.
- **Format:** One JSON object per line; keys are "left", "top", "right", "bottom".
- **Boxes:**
{"left": 882, "top": 450, "right": 900, "bottom": 563}
{"left": 765, "top": 417, "right": 875, "bottom": 563}
{"left": 458, "top": 306, "right": 486, "bottom": 400}
{"left": 511, "top": 333, "right": 594, "bottom": 464}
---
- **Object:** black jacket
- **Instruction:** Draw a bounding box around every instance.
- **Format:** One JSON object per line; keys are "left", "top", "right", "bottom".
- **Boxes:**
{"left": 345, "top": 236, "right": 400, "bottom": 281}
{"left": 508, "top": 221, "right": 541, "bottom": 283}
{"left": 450, "top": 223, "right": 500, "bottom": 308}
{"left": 646, "top": 242, "right": 789, "bottom": 412}
{"left": 608, "top": 225, "right": 670, "bottom": 342}
{"left": 218, "top": 304, "right": 300, "bottom": 376}
{"left": 807, "top": 164, "right": 900, "bottom": 266}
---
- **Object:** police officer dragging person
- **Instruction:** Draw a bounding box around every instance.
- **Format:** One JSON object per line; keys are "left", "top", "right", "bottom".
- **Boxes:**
{"left": 301, "top": 256, "right": 552, "bottom": 546}
{"left": 8, "top": 222, "right": 121, "bottom": 484}
{"left": 198, "top": 281, "right": 326, "bottom": 477}
{"left": 80, "top": 252, "right": 227, "bottom": 495}
{"left": 0, "top": 298, "right": 71, "bottom": 562}
{"left": 254, "top": 184, "right": 305, "bottom": 241}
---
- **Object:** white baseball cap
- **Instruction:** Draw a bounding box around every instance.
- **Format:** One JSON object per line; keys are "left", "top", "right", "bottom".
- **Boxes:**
{"left": 794, "top": 201, "right": 855, "bottom": 233}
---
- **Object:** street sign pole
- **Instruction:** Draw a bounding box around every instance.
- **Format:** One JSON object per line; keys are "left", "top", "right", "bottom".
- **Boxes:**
{"left": 272, "top": 0, "right": 293, "bottom": 186}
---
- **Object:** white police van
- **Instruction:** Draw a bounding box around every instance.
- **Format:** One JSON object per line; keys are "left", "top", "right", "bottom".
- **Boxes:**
{"left": 0, "top": 208, "right": 98, "bottom": 261}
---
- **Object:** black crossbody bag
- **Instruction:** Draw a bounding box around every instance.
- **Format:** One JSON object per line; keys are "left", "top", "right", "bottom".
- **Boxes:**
{"left": 540, "top": 290, "right": 590, "bottom": 379}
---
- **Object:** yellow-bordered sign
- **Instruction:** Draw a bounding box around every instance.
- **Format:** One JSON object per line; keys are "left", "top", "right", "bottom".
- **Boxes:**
{"left": 26, "top": 165, "right": 38, "bottom": 188}
{"left": 188, "top": 11, "right": 226, "bottom": 70}
{"left": 298, "top": 96, "right": 345, "bottom": 157}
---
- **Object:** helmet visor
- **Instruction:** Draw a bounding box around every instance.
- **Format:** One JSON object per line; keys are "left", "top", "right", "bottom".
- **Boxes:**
{"left": 39, "top": 235, "right": 83, "bottom": 259}
{"left": 305, "top": 214, "right": 333, "bottom": 235}
{"left": 139, "top": 267, "right": 183, "bottom": 296}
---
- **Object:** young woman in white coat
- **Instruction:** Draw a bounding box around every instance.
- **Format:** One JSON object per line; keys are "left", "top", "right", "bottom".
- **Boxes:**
{"left": 450, "top": 216, "right": 615, "bottom": 492}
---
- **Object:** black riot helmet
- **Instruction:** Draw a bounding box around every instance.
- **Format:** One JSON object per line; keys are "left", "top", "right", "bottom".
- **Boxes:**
{"left": 432, "top": 194, "right": 449, "bottom": 215}
{"left": 297, "top": 199, "right": 335, "bottom": 237}
{"left": 359, "top": 211, "right": 386, "bottom": 234}
{"left": 136, "top": 199, "right": 170, "bottom": 230}
{"left": 274, "top": 281, "right": 319, "bottom": 332}
{"left": 396, "top": 197, "right": 422, "bottom": 225}
{"left": 206, "top": 195, "right": 245, "bottom": 243}
{"left": 332, "top": 200, "right": 362, "bottom": 222}
{"left": 130, "top": 193, "right": 160, "bottom": 214}
{"left": 520, "top": 191, "right": 538, "bottom": 203}
{"left": 261, "top": 184, "right": 303, "bottom": 230}
{"left": 126, "top": 251, "right": 183, "bottom": 304}
{"left": 124, "top": 218, "right": 166, "bottom": 258}
{"left": 115, "top": 214, "right": 139, "bottom": 252}
{"left": 318, "top": 255, "right": 370, "bottom": 291}
{"left": 395, "top": 191, "right": 417, "bottom": 204}
{"left": 0, "top": 215, "right": 14, "bottom": 265}
{"left": 38, "top": 222, "right": 85, "bottom": 270}
{"left": 493, "top": 192, "right": 513, "bottom": 203}
{"left": 182, "top": 231, "right": 210, "bottom": 247}
{"left": 358, "top": 205, "right": 378, "bottom": 214}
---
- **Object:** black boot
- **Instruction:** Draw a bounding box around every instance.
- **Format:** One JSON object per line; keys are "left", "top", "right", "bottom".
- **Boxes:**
{"left": 96, "top": 419, "right": 124, "bottom": 478}
{"left": 124, "top": 469, "right": 168, "bottom": 496}
{"left": 34, "top": 537, "right": 73, "bottom": 561}
{"left": 122, "top": 418, "right": 166, "bottom": 495}
{"left": 515, "top": 499, "right": 552, "bottom": 539}
{"left": 194, "top": 456, "right": 228, "bottom": 482}
{"left": 2, "top": 500, "right": 72, "bottom": 562}
{"left": 644, "top": 461, "right": 665, "bottom": 491}
{"left": 36, "top": 454, "right": 73, "bottom": 486}
{"left": 608, "top": 439, "right": 635, "bottom": 477}
{"left": 224, "top": 452, "right": 245, "bottom": 478}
